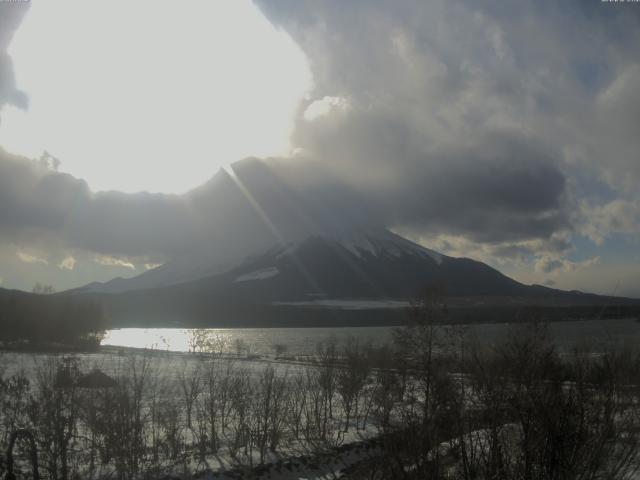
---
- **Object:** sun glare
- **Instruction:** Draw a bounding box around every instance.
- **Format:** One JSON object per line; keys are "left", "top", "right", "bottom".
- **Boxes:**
{"left": 0, "top": 0, "right": 311, "bottom": 193}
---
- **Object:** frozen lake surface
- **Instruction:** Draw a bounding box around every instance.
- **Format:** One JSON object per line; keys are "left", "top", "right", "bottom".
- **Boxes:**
{"left": 102, "top": 318, "right": 640, "bottom": 355}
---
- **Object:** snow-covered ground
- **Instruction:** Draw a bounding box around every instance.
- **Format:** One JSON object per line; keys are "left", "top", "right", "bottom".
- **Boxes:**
{"left": 0, "top": 348, "right": 384, "bottom": 479}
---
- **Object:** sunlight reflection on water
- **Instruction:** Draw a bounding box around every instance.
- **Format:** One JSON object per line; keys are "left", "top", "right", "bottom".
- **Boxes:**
{"left": 101, "top": 327, "right": 394, "bottom": 355}
{"left": 102, "top": 328, "right": 214, "bottom": 352}
{"left": 101, "top": 319, "right": 640, "bottom": 356}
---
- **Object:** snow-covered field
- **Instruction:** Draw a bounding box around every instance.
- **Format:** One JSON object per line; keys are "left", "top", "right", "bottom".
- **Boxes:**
{"left": 4, "top": 318, "right": 640, "bottom": 479}
{"left": 0, "top": 348, "right": 386, "bottom": 479}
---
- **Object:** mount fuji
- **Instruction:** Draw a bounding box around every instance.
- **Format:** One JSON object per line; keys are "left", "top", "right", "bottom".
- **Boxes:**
{"left": 70, "top": 159, "right": 638, "bottom": 327}
{"left": 74, "top": 227, "right": 638, "bottom": 327}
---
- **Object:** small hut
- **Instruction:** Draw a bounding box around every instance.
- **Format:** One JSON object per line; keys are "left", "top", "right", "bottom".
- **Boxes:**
{"left": 76, "top": 369, "right": 117, "bottom": 389}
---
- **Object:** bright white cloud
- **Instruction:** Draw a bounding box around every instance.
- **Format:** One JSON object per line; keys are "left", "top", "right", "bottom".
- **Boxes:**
{"left": 17, "top": 251, "right": 48, "bottom": 265}
{"left": 0, "top": 0, "right": 311, "bottom": 193}
{"left": 94, "top": 255, "right": 135, "bottom": 270}
{"left": 303, "top": 96, "right": 350, "bottom": 121}
{"left": 58, "top": 255, "right": 76, "bottom": 271}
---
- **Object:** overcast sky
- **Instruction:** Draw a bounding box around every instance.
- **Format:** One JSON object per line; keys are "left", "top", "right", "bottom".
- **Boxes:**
{"left": 0, "top": 0, "right": 639, "bottom": 297}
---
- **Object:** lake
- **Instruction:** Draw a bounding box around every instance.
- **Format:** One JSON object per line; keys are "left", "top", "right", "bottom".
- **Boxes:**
{"left": 102, "top": 318, "right": 640, "bottom": 356}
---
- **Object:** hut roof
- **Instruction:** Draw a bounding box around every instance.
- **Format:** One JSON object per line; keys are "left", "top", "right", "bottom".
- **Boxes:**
{"left": 77, "top": 369, "right": 117, "bottom": 389}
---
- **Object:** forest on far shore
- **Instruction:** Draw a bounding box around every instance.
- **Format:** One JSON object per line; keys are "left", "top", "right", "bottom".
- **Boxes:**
{"left": 0, "top": 287, "right": 105, "bottom": 350}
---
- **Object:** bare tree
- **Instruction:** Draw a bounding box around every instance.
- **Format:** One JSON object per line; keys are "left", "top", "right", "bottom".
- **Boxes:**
{"left": 29, "top": 356, "right": 80, "bottom": 480}
{"left": 337, "top": 339, "right": 371, "bottom": 432}
{"left": 179, "top": 360, "right": 202, "bottom": 430}
{"left": 250, "top": 366, "right": 289, "bottom": 464}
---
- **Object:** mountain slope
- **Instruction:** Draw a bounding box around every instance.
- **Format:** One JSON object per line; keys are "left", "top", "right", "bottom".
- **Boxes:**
{"left": 74, "top": 228, "right": 640, "bottom": 327}
{"left": 216, "top": 230, "right": 527, "bottom": 301}
{"left": 79, "top": 228, "right": 519, "bottom": 298}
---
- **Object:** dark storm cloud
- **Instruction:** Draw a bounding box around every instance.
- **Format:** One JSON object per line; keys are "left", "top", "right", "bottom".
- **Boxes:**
{"left": 66, "top": 190, "right": 192, "bottom": 257}
{"left": 338, "top": 131, "right": 570, "bottom": 243}
{"left": 0, "top": 3, "right": 29, "bottom": 115}
{"left": 2, "top": 137, "right": 566, "bottom": 261}
{"left": 254, "top": 0, "right": 640, "bottom": 249}
{"left": 0, "top": 148, "right": 229, "bottom": 257}
{"left": 0, "top": 149, "right": 90, "bottom": 231}
{"left": 289, "top": 96, "right": 571, "bottom": 245}
{"left": 0, "top": 148, "right": 371, "bottom": 260}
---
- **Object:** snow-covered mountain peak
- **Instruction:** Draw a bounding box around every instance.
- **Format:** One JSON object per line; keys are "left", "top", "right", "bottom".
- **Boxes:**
{"left": 275, "top": 228, "right": 443, "bottom": 265}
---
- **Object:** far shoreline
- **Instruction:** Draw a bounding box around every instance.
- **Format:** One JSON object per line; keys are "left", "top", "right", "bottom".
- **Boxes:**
{"left": 3, "top": 316, "right": 638, "bottom": 356}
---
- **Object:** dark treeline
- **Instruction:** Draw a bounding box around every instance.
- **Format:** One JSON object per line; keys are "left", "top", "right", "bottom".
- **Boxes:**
{"left": 0, "top": 289, "right": 105, "bottom": 349}
{"left": 1, "top": 290, "right": 640, "bottom": 479}
{"left": 103, "top": 301, "right": 640, "bottom": 329}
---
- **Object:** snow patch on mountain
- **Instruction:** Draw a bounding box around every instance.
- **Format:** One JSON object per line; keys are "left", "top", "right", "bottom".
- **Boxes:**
{"left": 234, "top": 267, "right": 280, "bottom": 282}
{"left": 279, "top": 229, "right": 443, "bottom": 264}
